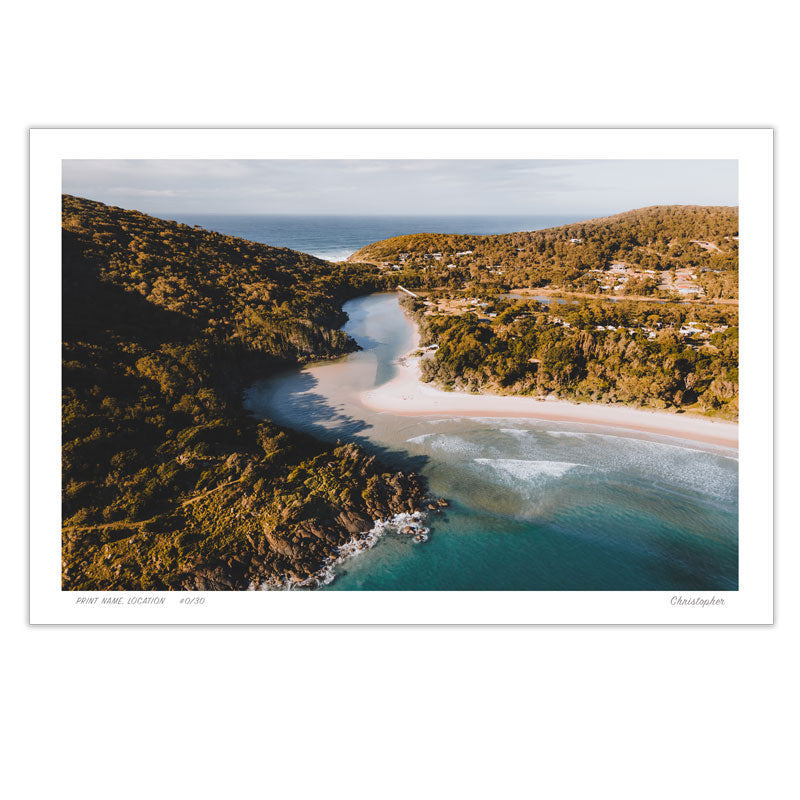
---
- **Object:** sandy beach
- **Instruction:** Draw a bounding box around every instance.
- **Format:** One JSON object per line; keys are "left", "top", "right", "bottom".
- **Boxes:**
{"left": 360, "top": 324, "right": 739, "bottom": 450}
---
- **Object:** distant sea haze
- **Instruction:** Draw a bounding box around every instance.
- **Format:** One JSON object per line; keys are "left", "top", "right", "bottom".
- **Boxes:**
{"left": 167, "top": 214, "right": 589, "bottom": 261}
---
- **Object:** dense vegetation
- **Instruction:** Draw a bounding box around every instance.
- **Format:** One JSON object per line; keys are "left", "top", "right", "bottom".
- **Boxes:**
{"left": 62, "top": 196, "right": 424, "bottom": 590}
{"left": 351, "top": 206, "right": 739, "bottom": 299}
{"left": 406, "top": 295, "right": 738, "bottom": 417}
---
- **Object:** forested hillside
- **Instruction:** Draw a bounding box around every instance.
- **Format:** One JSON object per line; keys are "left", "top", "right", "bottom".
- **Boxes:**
{"left": 405, "top": 295, "right": 738, "bottom": 418}
{"left": 351, "top": 205, "right": 739, "bottom": 298}
{"left": 62, "top": 196, "right": 424, "bottom": 590}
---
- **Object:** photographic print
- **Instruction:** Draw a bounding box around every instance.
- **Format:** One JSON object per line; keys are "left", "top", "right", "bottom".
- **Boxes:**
{"left": 30, "top": 129, "right": 773, "bottom": 623}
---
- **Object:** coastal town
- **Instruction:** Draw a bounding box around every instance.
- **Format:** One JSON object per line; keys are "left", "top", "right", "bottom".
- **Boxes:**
{"left": 357, "top": 207, "right": 739, "bottom": 305}
{"left": 384, "top": 252, "right": 722, "bottom": 299}
{"left": 398, "top": 287, "right": 732, "bottom": 353}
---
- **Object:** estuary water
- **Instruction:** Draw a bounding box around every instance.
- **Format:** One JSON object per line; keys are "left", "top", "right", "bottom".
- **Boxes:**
{"left": 244, "top": 293, "right": 738, "bottom": 591}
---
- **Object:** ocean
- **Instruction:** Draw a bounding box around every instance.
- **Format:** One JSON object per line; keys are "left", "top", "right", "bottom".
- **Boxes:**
{"left": 244, "top": 293, "right": 739, "bottom": 591}
{"left": 167, "top": 213, "right": 585, "bottom": 262}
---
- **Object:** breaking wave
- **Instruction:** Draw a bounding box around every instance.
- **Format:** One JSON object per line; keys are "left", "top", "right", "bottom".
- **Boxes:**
{"left": 306, "top": 246, "right": 357, "bottom": 262}
{"left": 250, "top": 511, "right": 430, "bottom": 591}
{"left": 542, "top": 428, "right": 734, "bottom": 457}
{"left": 474, "top": 458, "right": 592, "bottom": 482}
{"left": 500, "top": 428, "right": 532, "bottom": 437}
{"left": 535, "top": 429, "right": 737, "bottom": 502}
{"left": 406, "top": 433, "right": 437, "bottom": 444}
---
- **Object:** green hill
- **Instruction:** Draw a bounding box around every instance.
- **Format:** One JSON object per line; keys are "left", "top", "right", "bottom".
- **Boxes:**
{"left": 61, "top": 196, "right": 424, "bottom": 591}
{"left": 350, "top": 205, "right": 739, "bottom": 298}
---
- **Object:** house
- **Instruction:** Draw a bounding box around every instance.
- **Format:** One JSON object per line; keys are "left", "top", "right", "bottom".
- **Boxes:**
{"left": 675, "top": 285, "right": 703, "bottom": 295}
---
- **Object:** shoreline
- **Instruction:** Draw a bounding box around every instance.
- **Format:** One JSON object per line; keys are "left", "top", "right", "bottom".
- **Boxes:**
{"left": 252, "top": 511, "right": 431, "bottom": 591}
{"left": 359, "top": 311, "right": 739, "bottom": 451}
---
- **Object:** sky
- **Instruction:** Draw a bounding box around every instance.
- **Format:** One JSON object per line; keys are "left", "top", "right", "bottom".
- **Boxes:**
{"left": 62, "top": 159, "right": 738, "bottom": 216}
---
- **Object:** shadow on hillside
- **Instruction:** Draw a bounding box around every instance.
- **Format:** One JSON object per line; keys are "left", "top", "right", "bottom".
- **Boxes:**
{"left": 245, "top": 370, "right": 430, "bottom": 475}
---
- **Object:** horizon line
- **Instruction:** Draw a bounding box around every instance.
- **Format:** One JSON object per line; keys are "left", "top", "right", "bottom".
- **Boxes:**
{"left": 146, "top": 206, "right": 740, "bottom": 218}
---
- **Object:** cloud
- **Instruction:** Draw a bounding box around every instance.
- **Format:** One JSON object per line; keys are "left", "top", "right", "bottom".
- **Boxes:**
{"left": 62, "top": 158, "right": 738, "bottom": 215}
{"left": 106, "top": 187, "right": 185, "bottom": 197}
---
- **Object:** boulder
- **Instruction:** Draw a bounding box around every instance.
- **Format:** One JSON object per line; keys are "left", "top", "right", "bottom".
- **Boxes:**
{"left": 335, "top": 510, "right": 372, "bottom": 535}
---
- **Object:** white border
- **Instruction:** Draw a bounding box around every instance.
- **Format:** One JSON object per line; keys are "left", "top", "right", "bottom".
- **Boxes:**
{"left": 30, "top": 129, "right": 773, "bottom": 624}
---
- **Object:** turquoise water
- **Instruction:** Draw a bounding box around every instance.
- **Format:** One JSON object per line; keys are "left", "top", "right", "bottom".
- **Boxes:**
{"left": 244, "top": 294, "right": 738, "bottom": 591}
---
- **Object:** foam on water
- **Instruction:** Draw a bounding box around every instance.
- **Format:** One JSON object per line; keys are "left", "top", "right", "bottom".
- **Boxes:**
{"left": 475, "top": 458, "right": 591, "bottom": 481}
{"left": 252, "top": 511, "right": 430, "bottom": 591}
{"left": 408, "top": 433, "right": 485, "bottom": 457}
{"left": 543, "top": 428, "right": 736, "bottom": 458}
{"left": 406, "top": 433, "right": 437, "bottom": 444}
{"left": 406, "top": 423, "right": 737, "bottom": 506}
{"left": 306, "top": 247, "right": 358, "bottom": 262}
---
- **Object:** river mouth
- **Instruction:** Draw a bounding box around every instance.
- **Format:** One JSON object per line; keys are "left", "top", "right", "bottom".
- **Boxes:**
{"left": 244, "top": 293, "right": 738, "bottom": 591}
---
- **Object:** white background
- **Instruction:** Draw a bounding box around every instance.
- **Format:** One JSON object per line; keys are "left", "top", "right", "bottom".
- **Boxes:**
{"left": 30, "top": 128, "right": 772, "bottom": 624}
{"left": 5, "top": 2, "right": 798, "bottom": 799}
